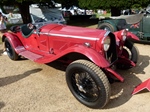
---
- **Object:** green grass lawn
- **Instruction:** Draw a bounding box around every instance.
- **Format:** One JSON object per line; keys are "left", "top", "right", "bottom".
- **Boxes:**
{"left": 96, "top": 13, "right": 111, "bottom": 18}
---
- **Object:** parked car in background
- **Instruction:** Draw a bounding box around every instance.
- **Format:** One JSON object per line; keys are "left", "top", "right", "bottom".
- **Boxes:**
{"left": 61, "top": 10, "right": 72, "bottom": 21}
{"left": 0, "top": 8, "right": 23, "bottom": 24}
{"left": 2, "top": 21, "right": 139, "bottom": 109}
{"left": 8, "top": 3, "right": 66, "bottom": 25}
{"left": 97, "top": 5, "right": 150, "bottom": 42}
{"left": 30, "top": 4, "right": 66, "bottom": 25}
{"left": 62, "top": 10, "right": 72, "bottom": 18}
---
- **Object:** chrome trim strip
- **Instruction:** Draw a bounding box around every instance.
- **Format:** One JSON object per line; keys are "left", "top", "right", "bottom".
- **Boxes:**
{"left": 33, "top": 31, "right": 98, "bottom": 40}
{"left": 33, "top": 32, "right": 49, "bottom": 35}
{"left": 49, "top": 33, "right": 98, "bottom": 40}
{"left": 104, "top": 30, "right": 110, "bottom": 37}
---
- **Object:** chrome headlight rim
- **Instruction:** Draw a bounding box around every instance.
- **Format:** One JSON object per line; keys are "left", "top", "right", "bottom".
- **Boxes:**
{"left": 121, "top": 29, "right": 128, "bottom": 41}
{"left": 103, "top": 36, "right": 111, "bottom": 51}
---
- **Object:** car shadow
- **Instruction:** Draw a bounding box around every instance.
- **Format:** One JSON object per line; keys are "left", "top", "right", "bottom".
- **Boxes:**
{"left": 46, "top": 60, "right": 68, "bottom": 71}
{"left": 104, "top": 70, "right": 142, "bottom": 109}
{"left": 0, "top": 49, "right": 28, "bottom": 61}
{"left": 0, "top": 68, "right": 42, "bottom": 87}
{"left": 0, "top": 49, "right": 4, "bottom": 56}
{"left": 130, "top": 54, "right": 150, "bottom": 74}
{"left": 104, "top": 54, "right": 150, "bottom": 109}
{"left": 45, "top": 54, "right": 150, "bottom": 109}
{"left": 0, "top": 102, "right": 5, "bottom": 110}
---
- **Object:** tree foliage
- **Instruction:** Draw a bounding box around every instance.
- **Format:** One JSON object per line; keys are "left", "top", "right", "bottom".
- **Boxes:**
{"left": 55, "top": 0, "right": 78, "bottom": 9}
{"left": 55, "top": 0, "right": 150, "bottom": 16}
{"left": 1, "top": 0, "right": 150, "bottom": 23}
{"left": 77, "top": 0, "right": 150, "bottom": 16}
{"left": 78, "top": 0, "right": 150, "bottom": 10}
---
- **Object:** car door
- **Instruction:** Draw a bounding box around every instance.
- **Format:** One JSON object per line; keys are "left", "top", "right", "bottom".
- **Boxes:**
{"left": 22, "top": 31, "right": 40, "bottom": 51}
{"left": 35, "top": 28, "right": 50, "bottom": 53}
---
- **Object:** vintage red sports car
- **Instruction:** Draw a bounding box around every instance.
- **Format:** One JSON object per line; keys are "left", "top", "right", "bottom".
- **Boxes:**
{"left": 2, "top": 22, "right": 139, "bottom": 109}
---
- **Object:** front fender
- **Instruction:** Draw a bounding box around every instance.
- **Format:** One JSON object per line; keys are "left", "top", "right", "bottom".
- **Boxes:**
{"left": 114, "top": 30, "right": 140, "bottom": 44}
{"left": 65, "top": 45, "right": 110, "bottom": 68}
{"left": 35, "top": 45, "right": 110, "bottom": 68}
{"left": 65, "top": 45, "right": 125, "bottom": 82}
{"left": 2, "top": 32, "right": 25, "bottom": 53}
{"left": 127, "top": 31, "right": 139, "bottom": 41}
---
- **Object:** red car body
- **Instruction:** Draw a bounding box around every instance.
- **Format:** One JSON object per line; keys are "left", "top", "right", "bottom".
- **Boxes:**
{"left": 2, "top": 23, "right": 139, "bottom": 109}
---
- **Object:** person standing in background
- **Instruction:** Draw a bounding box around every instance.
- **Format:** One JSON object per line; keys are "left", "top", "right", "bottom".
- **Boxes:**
{"left": 0, "top": 12, "right": 7, "bottom": 55}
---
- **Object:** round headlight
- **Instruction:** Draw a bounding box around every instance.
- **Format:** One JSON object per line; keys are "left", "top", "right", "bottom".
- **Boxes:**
{"left": 103, "top": 36, "right": 111, "bottom": 51}
{"left": 122, "top": 35, "right": 126, "bottom": 41}
{"left": 121, "top": 29, "right": 128, "bottom": 41}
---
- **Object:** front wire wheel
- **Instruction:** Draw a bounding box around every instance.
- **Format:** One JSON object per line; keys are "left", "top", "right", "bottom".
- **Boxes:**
{"left": 117, "top": 39, "right": 139, "bottom": 69}
{"left": 124, "top": 40, "right": 139, "bottom": 63}
{"left": 66, "top": 60, "right": 110, "bottom": 109}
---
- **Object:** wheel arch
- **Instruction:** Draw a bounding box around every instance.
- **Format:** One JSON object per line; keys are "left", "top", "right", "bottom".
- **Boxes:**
{"left": 126, "top": 31, "right": 140, "bottom": 41}
{"left": 64, "top": 45, "right": 110, "bottom": 68}
{"left": 2, "top": 32, "right": 25, "bottom": 53}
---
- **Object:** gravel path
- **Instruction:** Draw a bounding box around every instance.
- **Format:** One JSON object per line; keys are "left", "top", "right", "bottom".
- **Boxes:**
{"left": 0, "top": 43, "right": 150, "bottom": 112}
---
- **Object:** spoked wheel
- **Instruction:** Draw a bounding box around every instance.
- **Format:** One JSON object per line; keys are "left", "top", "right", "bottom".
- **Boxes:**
{"left": 66, "top": 60, "right": 110, "bottom": 109}
{"left": 97, "top": 23, "right": 115, "bottom": 32}
{"left": 4, "top": 38, "right": 19, "bottom": 60}
{"left": 117, "top": 40, "right": 139, "bottom": 69}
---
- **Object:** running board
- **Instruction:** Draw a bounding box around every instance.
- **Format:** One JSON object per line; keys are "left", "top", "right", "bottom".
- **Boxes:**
{"left": 19, "top": 50, "right": 43, "bottom": 61}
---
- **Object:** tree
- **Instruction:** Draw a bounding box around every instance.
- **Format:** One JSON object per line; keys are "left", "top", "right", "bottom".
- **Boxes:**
{"left": 55, "top": 0, "right": 78, "bottom": 9}
{"left": 77, "top": 0, "right": 150, "bottom": 16}
{"left": 0, "top": 0, "right": 150, "bottom": 23}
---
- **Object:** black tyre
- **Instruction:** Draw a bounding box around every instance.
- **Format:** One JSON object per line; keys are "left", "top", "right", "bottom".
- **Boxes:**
{"left": 4, "top": 38, "right": 19, "bottom": 60}
{"left": 98, "top": 22, "right": 115, "bottom": 32}
{"left": 66, "top": 60, "right": 110, "bottom": 109}
{"left": 117, "top": 40, "right": 139, "bottom": 69}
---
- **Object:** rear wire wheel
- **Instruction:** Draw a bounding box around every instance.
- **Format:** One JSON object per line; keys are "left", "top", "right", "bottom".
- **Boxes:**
{"left": 4, "top": 38, "right": 19, "bottom": 60}
{"left": 66, "top": 59, "right": 110, "bottom": 109}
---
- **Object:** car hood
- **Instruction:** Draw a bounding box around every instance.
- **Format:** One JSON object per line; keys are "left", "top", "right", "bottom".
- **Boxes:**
{"left": 44, "top": 24, "right": 107, "bottom": 39}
